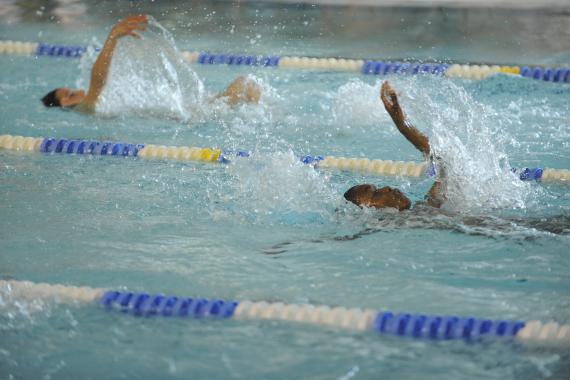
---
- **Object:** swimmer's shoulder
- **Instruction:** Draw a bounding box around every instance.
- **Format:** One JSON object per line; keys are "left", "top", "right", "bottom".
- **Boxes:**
{"left": 71, "top": 101, "right": 96, "bottom": 114}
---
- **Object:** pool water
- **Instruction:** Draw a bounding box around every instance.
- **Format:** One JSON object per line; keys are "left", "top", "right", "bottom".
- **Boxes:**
{"left": 1, "top": 2, "right": 569, "bottom": 379}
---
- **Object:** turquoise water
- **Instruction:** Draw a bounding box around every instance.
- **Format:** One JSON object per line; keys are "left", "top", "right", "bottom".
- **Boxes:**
{"left": 1, "top": 2, "right": 570, "bottom": 379}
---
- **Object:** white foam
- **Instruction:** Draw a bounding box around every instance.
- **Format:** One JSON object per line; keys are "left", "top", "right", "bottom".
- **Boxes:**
{"left": 331, "top": 79, "right": 387, "bottom": 128}
{"left": 76, "top": 18, "right": 282, "bottom": 132}
{"left": 210, "top": 151, "right": 338, "bottom": 224}
{"left": 78, "top": 17, "right": 204, "bottom": 121}
{"left": 400, "top": 79, "right": 539, "bottom": 212}
{"left": 329, "top": 76, "right": 542, "bottom": 212}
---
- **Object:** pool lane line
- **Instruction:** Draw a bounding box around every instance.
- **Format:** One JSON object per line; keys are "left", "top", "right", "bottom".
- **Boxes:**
{"left": 1, "top": 134, "right": 568, "bottom": 184}
{"left": 0, "top": 279, "right": 568, "bottom": 347}
{"left": 1, "top": 40, "right": 569, "bottom": 83}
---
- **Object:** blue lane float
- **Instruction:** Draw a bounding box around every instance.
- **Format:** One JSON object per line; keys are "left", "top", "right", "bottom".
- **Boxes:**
{"left": 102, "top": 289, "right": 524, "bottom": 341}
{"left": 6, "top": 39, "right": 567, "bottom": 83}
{"left": 1, "top": 134, "right": 559, "bottom": 182}
{"left": 102, "top": 290, "right": 238, "bottom": 319}
{"left": 513, "top": 167, "right": 544, "bottom": 181}
{"left": 1, "top": 280, "right": 569, "bottom": 347}
{"left": 520, "top": 66, "right": 570, "bottom": 83}
{"left": 198, "top": 52, "right": 280, "bottom": 67}
{"left": 361, "top": 61, "right": 449, "bottom": 76}
{"left": 36, "top": 42, "right": 88, "bottom": 57}
{"left": 39, "top": 137, "right": 144, "bottom": 157}
{"left": 373, "top": 311, "right": 525, "bottom": 340}
{"left": 36, "top": 137, "right": 545, "bottom": 181}
{"left": 300, "top": 154, "right": 324, "bottom": 165}
{"left": 218, "top": 149, "right": 251, "bottom": 164}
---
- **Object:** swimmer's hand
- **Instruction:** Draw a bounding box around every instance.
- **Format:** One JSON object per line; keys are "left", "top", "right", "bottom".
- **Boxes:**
{"left": 109, "top": 15, "right": 148, "bottom": 40}
{"left": 380, "top": 81, "right": 405, "bottom": 126}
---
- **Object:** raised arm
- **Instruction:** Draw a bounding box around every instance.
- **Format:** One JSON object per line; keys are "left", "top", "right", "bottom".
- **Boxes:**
{"left": 380, "top": 81, "right": 446, "bottom": 208}
{"left": 380, "top": 81, "right": 430, "bottom": 158}
{"left": 79, "top": 15, "right": 147, "bottom": 111}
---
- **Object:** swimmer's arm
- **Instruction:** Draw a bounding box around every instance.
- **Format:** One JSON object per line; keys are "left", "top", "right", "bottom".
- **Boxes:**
{"left": 380, "top": 81, "right": 431, "bottom": 158}
{"left": 80, "top": 15, "right": 148, "bottom": 111}
{"left": 426, "top": 179, "right": 445, "bottom": 208}
{"left": 380, "top": 81, "right": 446, "bottom": 208}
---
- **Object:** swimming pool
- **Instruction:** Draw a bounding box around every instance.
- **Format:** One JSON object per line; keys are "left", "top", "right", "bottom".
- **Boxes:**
{"left": 1, "top": 2, "right": 569, "bottom": 379}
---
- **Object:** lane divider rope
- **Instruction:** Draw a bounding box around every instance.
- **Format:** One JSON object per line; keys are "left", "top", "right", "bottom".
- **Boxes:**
{"left": 1, "top": 40, "right": 569, "bottom": 83}
{"left": 1, "top": 279, "right": 568, "bottom": 347}
{"left": 1, "top": 134, "right": 568, "bottom": 184}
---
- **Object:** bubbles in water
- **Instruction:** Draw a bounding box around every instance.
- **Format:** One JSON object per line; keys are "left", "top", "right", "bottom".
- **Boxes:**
{"left": 79, "top": 17, "right": 204, "bottom": 121}
{"left": 329, "top": 76, "right": 543, "bottom": 213}
{"left": 331, "top": 78, "right": 386, "bottom": 128}
{"left": 397, "top": 78, "right": 539, "bottom": 212}
{"left": 0, "top": 284, "right": 51, "bottom": 324}
{"left": 208, "top": 151, "right": 338, "bottom": 225}
{"left": 206, "top": 74, "right": 281, "bottom": 130}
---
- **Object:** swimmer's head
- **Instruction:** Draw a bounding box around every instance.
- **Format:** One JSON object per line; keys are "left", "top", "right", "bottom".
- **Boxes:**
{"left": 344, "top": 184, "right": 411, "bottom": 211}
{"left": 42, "top": 88, "right": 85, "bottom": 108}
{"left": 219, "top": 76, "right": 261, "bottom": 106}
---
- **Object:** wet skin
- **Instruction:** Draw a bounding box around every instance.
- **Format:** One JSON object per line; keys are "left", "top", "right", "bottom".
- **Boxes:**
{"left": 54, "top": 88, "right": 85, "bottom": 107}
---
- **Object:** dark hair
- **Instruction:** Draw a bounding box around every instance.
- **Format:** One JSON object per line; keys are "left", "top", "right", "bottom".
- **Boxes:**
{"left": 344, "top": 184, "right": 411, "bottom": 211}
{"left": 41, "top": 89, "right": 61, "bottom": 107}
{"left": 343, "top": 184, "right": 375, "bottom": 205}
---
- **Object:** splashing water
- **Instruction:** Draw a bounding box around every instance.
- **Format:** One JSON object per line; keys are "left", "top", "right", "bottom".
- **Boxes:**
{"left": 208, "top": 151, "right": 338, "bottom": 225}
{"left": 331, "top": 78, "right": 387, "bottom": 128}
{"left": 328, "top": 77, "right": 541, "bottom": 213}
{"left": 74, "top": 15, "right": 541, "bottom": 215}
{"left": 398, "top": 78, "right": 539, "bottom": 212}
{"left": 77, "top": 17, "right": 279, "bottom": 129}
{"left": 78, "top": 17, "right": 204, "bottom": 121}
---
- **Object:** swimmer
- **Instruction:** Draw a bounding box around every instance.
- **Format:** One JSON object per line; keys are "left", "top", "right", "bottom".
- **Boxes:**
{"left": 262, "top": 81, "right": 568, "bottom": 254}
{"left": 344, "top": 81, "right": 445, "bottom": 211}
{"left": 41, "top": 15, "right": 261, "bottom": 113}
